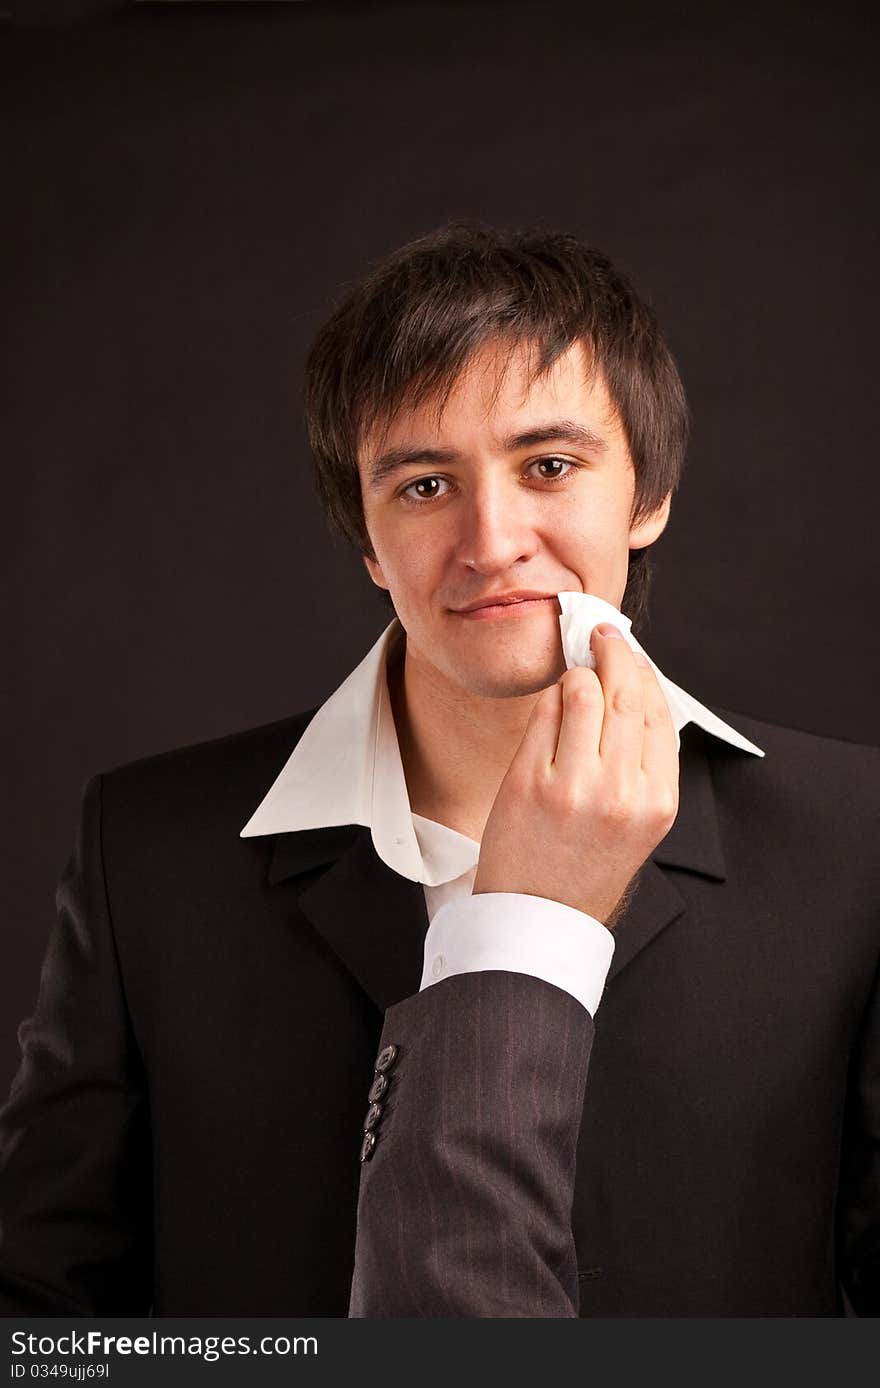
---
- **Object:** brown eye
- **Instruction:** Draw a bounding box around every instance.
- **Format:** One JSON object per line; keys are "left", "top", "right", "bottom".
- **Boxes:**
{"left": 530, "top": 457, "right": 576, "bottom": 480}
{"left": 400, "top": 476, "right": 450, "bottom": 504}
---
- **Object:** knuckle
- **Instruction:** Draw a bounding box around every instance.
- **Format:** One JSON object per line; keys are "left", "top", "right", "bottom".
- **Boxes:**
{"left": 652, "top": 787, "right": 679, "bottom": 825}
{"left": 601, "top": 789, "right": 635, "bottom": 825}
{"left": 610, "top": 685, "right": 644, "bottom": 717}
{"left": 556, "top": 795, "right": 584, "bottom": 822}
{"left": 547, "top": 777, "right": 583, "bottom": 817}
{"left": 643, "top": 698, "right": 672, "bottom": 731}
{"left": 548, "top": 765, "right": 596, "bottom": 817}
{"left": 567, "top": 681, "right": 604, "bottom": 712}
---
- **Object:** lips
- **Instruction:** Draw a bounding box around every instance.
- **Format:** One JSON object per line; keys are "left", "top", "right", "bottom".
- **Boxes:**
{"left": 454, "top": 591, "right": 557, "bottom": 614}
{"left": 452, "top": 593, "right": 558, "bottom": 621}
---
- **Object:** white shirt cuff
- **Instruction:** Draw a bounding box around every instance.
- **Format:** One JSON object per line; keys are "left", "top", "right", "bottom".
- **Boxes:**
{"left": 419, "top": 891, "right": 615, "bottom": 1018}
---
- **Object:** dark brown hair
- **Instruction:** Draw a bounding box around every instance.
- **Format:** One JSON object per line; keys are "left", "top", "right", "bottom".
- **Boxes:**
{"left": 304, "top": 221, "right": 689, "bottom": 627}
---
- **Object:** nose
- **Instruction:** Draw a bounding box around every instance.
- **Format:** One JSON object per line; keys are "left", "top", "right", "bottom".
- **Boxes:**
{"left": 452, "top": 480, "right": 539, "bottom": 574}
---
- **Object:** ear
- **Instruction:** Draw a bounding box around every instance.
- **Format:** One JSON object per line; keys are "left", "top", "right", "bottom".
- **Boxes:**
{"left": 628, "top": 491, "right": 672, "bottom": 550}
{"left": 362, "top": 553, "right": 390, "bottom": 590}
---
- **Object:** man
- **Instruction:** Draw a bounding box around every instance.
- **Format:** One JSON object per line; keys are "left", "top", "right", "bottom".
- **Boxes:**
{"left": 0, "top": 224, "right": 877, "bottom": 1317}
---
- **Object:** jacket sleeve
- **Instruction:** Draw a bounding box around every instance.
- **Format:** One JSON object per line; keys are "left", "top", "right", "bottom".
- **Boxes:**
{"left": 348, "top": 969, "right": 594, "bottom": 1318}
{"left": 0, "top": 775, "right": 152, "bottom": 1315}
{"left": 840, "top": 953, "right": 880, "bottom": 1316}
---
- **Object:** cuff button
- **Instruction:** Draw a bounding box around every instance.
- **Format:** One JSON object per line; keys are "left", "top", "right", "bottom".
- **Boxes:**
{"left": 368, "top": 1073, "right": 388, "bottom": 1103}
{"left": 374, "top": 1043, "right": 398, "bottom": 1073}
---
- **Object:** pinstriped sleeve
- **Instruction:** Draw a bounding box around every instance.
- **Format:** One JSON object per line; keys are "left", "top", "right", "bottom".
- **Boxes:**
{"left": 348, "top": 969, "right": 593, "bottom": 1318}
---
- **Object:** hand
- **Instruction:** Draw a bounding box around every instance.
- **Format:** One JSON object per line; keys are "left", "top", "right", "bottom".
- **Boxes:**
{"left": 473, "top": 624, "right": 679, "bottom": 927}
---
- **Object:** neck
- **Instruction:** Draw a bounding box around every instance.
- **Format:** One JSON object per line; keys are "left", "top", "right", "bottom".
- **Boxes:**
{"left": 387, "top": 636, "right": 543, "bottom": 842}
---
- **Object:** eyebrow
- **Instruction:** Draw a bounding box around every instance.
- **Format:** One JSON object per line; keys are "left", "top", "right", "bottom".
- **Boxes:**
{"left": 365, "top": 419, "right": 608, "bottom": 492}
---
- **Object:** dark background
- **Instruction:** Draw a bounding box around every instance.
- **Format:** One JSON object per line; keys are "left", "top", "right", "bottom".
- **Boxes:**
{"left": 2, "top": 0, "right": 878, "bottom": 1097}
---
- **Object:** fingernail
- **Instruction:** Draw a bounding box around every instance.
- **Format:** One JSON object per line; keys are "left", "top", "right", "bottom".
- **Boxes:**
{"left": 593, "top": 623, "right": 623, "bottom": 640}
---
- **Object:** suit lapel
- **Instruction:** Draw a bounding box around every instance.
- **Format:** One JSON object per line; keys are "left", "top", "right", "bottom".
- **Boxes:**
{"left": 266, "top": 724, "right": 728, "bottom": 1008}
{"left": 606, "top": 861, "right": 687, "bottom": 981}
{"left": 269, "top": 824, "right": 428, "bottom": 1012}
{"left": 608, "top": 725, "right": 727, "bottom": 981}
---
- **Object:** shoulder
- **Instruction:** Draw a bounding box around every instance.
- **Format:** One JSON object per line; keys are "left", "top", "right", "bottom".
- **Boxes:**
{"left": 95, "top": 707, "right": 320, "bottom": 840}
{"left": 711, "top": 707, "right": 879, "bottom": 782}
{"left": 702, "top": 706, "right": 880, "bottom": 855}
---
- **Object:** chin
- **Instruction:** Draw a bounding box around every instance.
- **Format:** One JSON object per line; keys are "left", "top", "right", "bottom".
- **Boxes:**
{"left": 454, "top": 655, "right": 566, "bottom": 701}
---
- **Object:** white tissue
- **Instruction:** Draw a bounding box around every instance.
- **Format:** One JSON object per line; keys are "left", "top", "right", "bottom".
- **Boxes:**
{"left": 557, "top": 591, "right": 634, "bottom": 671}
{"left": 556, "top": 591, "right": 764, "bottom": 757}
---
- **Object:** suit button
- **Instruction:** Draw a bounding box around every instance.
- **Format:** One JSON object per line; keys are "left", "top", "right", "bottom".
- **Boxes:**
{"left": 360, "top": 1132, "right": 377, "bottom": 1163}
{"left": 375, "top": 1043, "right": 398, "bottom": 1073}
{"left": 368, "top": 1073, "right": 388, "bottom": 1103}
{"left": 364, "top": 1102, "right": 383, "bottom": 1132}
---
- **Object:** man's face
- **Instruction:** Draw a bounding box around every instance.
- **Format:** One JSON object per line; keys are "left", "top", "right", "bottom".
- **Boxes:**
{"left": 358, "top": 338, "right": 670, "bottom": 699}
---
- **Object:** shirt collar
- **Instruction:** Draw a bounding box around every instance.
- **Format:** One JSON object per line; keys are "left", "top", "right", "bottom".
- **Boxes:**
{"left": 239, "top": 619, "right": 480, "bottom": 884}
{"left": 240, "top": 614, "right": 763, "bottom": 882}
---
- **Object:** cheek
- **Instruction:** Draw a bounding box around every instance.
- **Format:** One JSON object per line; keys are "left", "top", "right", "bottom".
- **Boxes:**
{"left": 554, "top": 510, "right": 613, "bottom": 562}
{"left": 377, "top": 534, "right": 439, "bottom": 605}
{"left": 552, "top": 506, "right": 633, "bottom": 590}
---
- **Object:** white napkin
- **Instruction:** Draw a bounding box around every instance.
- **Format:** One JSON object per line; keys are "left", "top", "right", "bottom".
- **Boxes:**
{"left": 557, "top": 591, "right": 764, "bottom": 757}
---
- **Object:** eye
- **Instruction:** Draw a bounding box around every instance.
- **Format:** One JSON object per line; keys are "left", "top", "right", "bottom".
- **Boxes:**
{"left": 400, "top": 476, "right": 451, "bottom": 504}
{"left": 527, "top": 456, "right": 578, "bottom": 481}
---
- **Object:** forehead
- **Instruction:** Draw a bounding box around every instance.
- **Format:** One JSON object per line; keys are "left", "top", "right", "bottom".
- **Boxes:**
{"left": 360, "top": 338, "right": 622, "bottom": 460}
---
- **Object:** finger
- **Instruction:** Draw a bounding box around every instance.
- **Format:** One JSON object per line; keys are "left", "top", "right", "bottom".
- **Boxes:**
{"left": 511, "top": 680, "right": 564, "bottom": 778}
{"left": 637, "top": 660, "right": 678, "bottom": 779}
{"left": 591, "top": 624, "right": 646, "bottom": 773}
{"left": 552, "top": 666, "right": 605, "bottom": 777}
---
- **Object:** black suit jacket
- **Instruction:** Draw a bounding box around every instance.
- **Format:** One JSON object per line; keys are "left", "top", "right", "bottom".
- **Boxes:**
{"left": 0, "top": 706, "right": 877, "bottom": 1316}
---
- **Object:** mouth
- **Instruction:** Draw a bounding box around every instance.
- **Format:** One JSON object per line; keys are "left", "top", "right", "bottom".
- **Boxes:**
{"left": 451, "top": 594, "right": 559, "bottom": 621}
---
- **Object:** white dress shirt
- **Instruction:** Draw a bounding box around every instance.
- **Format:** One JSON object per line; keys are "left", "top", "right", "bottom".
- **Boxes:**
{"left": 241, "top": 615, "right": 763, "bottom": 1017}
